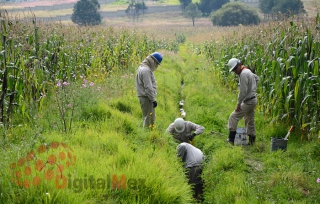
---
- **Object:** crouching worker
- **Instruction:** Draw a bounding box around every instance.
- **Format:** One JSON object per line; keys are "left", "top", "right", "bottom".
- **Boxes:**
{"left": 166, "top": 118, "right": 204, "bottom": 143}
{"left": 177, "top": 142, "right": 204, "bottom": 202}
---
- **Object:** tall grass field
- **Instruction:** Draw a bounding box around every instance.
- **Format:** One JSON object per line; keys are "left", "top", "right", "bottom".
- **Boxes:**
{"left": 0, "top": 0, "right": 320, "bottom": 203}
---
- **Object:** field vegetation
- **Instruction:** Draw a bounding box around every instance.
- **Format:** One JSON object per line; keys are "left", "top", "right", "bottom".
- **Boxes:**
{"left": 0, "top": 0, "right": 319, "bottom": 203}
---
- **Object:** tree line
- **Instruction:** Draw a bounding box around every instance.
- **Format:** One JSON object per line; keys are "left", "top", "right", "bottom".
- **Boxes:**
{"left": 71, "top": 0, "right": 305, "bottom": 26}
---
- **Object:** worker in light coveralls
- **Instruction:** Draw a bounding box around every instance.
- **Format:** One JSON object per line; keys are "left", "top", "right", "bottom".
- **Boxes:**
{"left": 135, "top": 52, "right": 162, "bottom": 128}
{"left": 227, "top": 58, "right": 260, "bottom": 145}
{"left": 166, "top": 118, "right": 205, "bottom": 143}
{"left": 177, "top": 142, "right": 204, "bottom": 202}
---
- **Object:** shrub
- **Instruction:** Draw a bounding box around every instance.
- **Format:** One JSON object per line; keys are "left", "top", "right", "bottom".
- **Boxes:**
{"left": 211, "top": 2, "right": 260, "bottom": 26}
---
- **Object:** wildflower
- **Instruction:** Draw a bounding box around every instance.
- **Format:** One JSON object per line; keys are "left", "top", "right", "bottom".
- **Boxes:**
{"left": 317, "top": 178, "right": 320, "bottom": 183}
{"left": 89, "top": 82, "right": 94, "bottom": 86}
{"left": 62, "top": 81, "right": 69, "bottom": 86}
{"left": 56, "top": 80, "right": 61, "bottom": 87}
{"left": 83, "top": 79, "right": 87, "bottom": 83}
{"left": 67, "top": 104, "right": 71, "bottom": 107}
{"left": 97, "top": 87, "right": 101, "bottom": 91}
{"left": 80, "top": 75, "right": 83, "bottom": 79}
{"left": 82, "top": 84, "right": 87, "bottom": 88}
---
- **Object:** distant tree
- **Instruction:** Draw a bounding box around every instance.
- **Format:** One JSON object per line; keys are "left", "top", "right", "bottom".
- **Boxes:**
{"left": 272, "top": 0, "right": 305, "bottom": 15}
{"left": 183, "top": 3, "right": 202, "bottom": 26}
{"left": 211, "top": 2, "right": 260, "bottom": 26}
{"left": 90, "top": 0, "right": 100, "bottom": 9}
{"left": 259, "top": 0, "right": 305, "bottom": 15}
{"left": 179, "top": 0, "right": 192, "bottom": 10}
{"left": 126, "top": 1, "right": 148, "bottom": 21}
{"left": 259, "top": 0, "right": 275, "bottom": 13}
{"left": 198, "top": 0, "right": 230, "bottom": 16}
{"left": 71, "top": 0, "right": 102, "bottom": 26}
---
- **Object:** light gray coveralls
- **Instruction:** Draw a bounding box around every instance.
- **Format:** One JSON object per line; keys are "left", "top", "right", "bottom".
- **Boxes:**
{"left": 166, "top": 121, "right": 204, "bottom": 143}
{"left": 177, "top": 142, "right": 204, "bottom": 201}
{"left": 135, "top": 55, "right": 158, "bottom": 128}
{"left": 228, "top": 68, "right": 260, "bottom": 137}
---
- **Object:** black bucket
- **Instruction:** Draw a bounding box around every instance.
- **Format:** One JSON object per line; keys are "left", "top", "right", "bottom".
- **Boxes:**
{"left": 271, "top": 138, "right": 288, "bottom": 151}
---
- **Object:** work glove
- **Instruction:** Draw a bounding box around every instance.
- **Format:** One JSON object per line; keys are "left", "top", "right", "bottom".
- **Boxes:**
{"left": 152, "top": 101, "right": 157, "bottom": 108}
{"left": 189, "top": 133, "right": 196, "bottom": 141}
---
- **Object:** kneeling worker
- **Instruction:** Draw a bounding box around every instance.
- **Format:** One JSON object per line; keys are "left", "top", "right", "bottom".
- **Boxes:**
{"left": 177, "top": 142, "right": 204, "bottom": 202}
{"left": 166, "top": 118, "right": 205, "bottom": 143}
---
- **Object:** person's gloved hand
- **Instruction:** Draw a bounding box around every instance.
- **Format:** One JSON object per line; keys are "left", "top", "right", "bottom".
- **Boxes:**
{"left": 152, "top": 101, "right": 157, "bottom": 108}
{"left": 189, "top": 133, "right": 196, "bottom": 141}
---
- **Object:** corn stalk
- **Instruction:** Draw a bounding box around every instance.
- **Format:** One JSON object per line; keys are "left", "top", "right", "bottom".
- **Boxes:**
{"left": 201, "top": 17, "right": 320, "bottom": 137}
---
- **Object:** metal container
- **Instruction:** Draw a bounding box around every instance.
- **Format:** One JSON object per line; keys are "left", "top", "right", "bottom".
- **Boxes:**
{"left": 234, "top": 127, "right": 248, "bottom": 146}
{"left": 271, "top": 137, "right": 288, "bottom": 151}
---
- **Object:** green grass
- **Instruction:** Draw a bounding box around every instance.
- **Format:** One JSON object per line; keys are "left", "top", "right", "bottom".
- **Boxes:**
{"left": 1, "top": 29, "right": 320, "bottom": 203}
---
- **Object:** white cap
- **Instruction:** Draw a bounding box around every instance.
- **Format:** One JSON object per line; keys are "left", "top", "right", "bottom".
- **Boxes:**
{"left": 227, "top": 58, "right": 240, "bottom": 72}
{"left": 174, "top": 118, "right": 185, "bottom": 133}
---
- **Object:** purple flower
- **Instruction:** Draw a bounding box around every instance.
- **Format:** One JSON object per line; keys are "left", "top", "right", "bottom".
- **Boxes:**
{"left": 67, "top": 104, "right": 72, "bottom": 107}
{"left": 63, "top": 81, "right": 69, "bottom": 86}
{"left": 56, "top": 80, "right": 61, "bottom": 87}
{"left": 89, "top": 82, "right": 94, "bottom": 86}
{"left": 83, "top": 79, "right": 87, "bottom": 83}
{"left": 317, "top": 178, "right": 320, "bottom": 183}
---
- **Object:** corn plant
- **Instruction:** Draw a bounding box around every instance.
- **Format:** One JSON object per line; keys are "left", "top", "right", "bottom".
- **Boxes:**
{"left": 0, "top": 14, "right": 178, "bottom": 131}
{"left": 200, "top": 16, "right": 320, "bottom": 138}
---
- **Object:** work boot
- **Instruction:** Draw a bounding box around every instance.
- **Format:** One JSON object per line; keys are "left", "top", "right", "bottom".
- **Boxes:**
{"left": 248, "top": 135, "right": 256, "bottom": 145}
{"left": 227, "top": 131, "right": 236, "bottom": 145}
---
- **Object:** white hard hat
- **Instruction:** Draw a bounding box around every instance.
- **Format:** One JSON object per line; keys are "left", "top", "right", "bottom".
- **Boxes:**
{"left": 174, "top": 118, "right": 185, "bottom": 133}
{"left": 227, "top": 58, "right": 240, "bottom": 72}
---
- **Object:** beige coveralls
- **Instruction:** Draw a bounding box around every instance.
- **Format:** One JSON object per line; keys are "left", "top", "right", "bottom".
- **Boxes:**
{"left": 135, "top": 55, "right": 158, "bottom": 128}
{"left": 228, "top": 68, "right": 259, "bottom": 136}
{"left": 166, "top": 121, "right": 205, "bottom": 143}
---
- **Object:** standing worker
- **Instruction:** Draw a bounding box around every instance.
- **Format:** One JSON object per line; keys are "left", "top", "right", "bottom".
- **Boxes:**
{"left": 166, "top": 118, "right": 205, "bottom": 143}
{"left": 227, "top": 58, "right": 260, "bottom": 145}
{"left": 135, "top": 52, "right": 163, "bottom": 128}
{"left": 177, "top": 142, "right": 204, "bottom": 202}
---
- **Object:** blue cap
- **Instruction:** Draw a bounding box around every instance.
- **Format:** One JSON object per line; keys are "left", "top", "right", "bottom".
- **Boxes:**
{"left": 151, "top": 52, "right": 163, "bottom": 65}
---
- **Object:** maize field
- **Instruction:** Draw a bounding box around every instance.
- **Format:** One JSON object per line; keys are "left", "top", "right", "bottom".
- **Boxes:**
{"left": 201, "top": 16, "right": 320, "bottom": 139}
